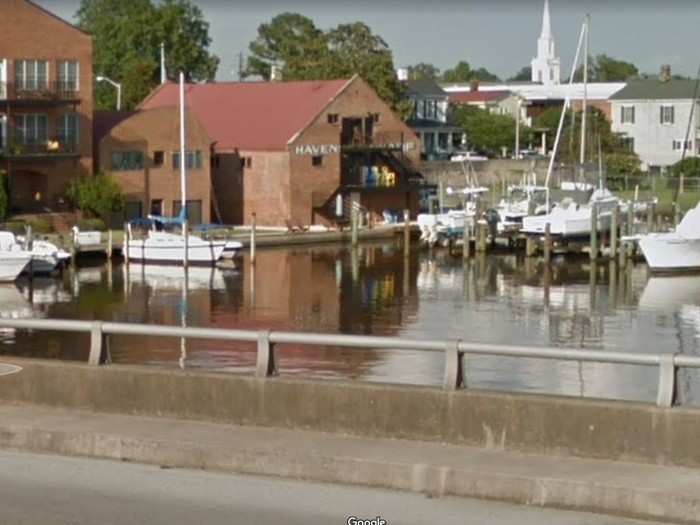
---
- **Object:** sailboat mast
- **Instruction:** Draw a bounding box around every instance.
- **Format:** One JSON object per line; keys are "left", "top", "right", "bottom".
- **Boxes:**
{"left": 179, "top": 72, "right": 186, "bottom": 212}
{"left": 580, "top": 15, "right": 589, "bottom": 166}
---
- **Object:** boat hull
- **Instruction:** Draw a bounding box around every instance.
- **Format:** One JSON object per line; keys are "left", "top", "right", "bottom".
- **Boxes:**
{"left": 638, "top": 234, "right": 700, "bottom": 273}
{"left": 0, "top": 252, "right": 31, "bottom": 281}
{"left": 127, "top": 233, "right": 226, "bottom": 265}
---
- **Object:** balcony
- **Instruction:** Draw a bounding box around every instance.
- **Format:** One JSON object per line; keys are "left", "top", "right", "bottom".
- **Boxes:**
{"left": 0, "top": 82, "right": 81, "bottom": 106}
{"left": 0, "top": 140, "right": 79, "bottom": 160}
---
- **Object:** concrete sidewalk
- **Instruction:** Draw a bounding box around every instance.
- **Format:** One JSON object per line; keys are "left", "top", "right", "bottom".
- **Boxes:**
{"left": 0, "top": 403, "right": 698, "bottom": 524}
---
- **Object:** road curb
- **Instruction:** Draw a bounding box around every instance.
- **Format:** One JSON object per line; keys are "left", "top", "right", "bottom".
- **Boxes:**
{"left": 0, "top": 423, "right": 698, "bottom": 524}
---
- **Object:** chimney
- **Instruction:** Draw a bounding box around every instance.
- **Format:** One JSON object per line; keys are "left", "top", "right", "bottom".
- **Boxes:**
{"left": 659, "top": 64, "right": 672, "bottom": 83}
{"left": 470, "top": 79, "right": 480, "bottom": 92}
{"left": 396, "top": 67, "right": 409, "bottom": 82}
{"left": 270, "top": 64, "right": 283, "bottom": 82}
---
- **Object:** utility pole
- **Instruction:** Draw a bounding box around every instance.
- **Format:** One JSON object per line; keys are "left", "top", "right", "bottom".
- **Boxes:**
{"left": 238, "top": 52, "right": 245, "bottom": 81}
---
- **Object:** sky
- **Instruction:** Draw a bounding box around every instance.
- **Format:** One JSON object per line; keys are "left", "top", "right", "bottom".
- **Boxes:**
{"left": 36, "top": 0, "right": 700, "bottom": 82}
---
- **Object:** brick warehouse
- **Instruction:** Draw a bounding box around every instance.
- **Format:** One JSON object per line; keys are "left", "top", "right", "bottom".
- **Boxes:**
{"left": 138, "top": 75, "right": 422, "bottom": 227}
{"left": 95, "top": 107, "right": 213, "bottom": 224}
{"left": 0, "top": 0, "right": 93, "bottom": 213}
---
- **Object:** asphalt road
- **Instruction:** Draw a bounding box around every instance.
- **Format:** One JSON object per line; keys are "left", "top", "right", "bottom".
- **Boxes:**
{"left": 0, "top": 450, "right": 664, "bottom": 525}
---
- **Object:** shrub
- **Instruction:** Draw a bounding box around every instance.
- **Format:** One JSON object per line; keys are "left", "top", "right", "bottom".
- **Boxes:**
{"left": 669, "top": 157, "right": 700, "bottom": 178}
{"left": 76, "top": 218, "right": 107, "bottom": 231}
{"left": 25, "top": 217, "right": 53, "bottom": 234}
{"left": 66, "top": 174, "right": 125, "bottom": 222}
{"left": 1, "top": 221, "right": 27, "bottom": 235}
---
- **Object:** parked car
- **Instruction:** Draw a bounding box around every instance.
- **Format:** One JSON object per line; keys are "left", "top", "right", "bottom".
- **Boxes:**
{"left": 450, "top": 151, "right": 489, "bottom": 162}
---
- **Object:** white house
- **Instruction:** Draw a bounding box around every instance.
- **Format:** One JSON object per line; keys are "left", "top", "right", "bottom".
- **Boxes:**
{"left": 404, "top": 79, "right": 463, "bottom": 159}
{"left": 610, "top": 67, "right": 699, "bottom": 171}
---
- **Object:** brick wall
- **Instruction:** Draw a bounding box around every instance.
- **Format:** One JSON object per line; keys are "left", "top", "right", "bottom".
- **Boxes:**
{"left": 98, "top": 107, "right": 212, "bottom": 224}
{"left": 0, "top": 0, "right": 93, "bottom": 211}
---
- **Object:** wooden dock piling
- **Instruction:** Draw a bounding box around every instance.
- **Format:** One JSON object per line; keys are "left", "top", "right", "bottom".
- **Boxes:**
{"left": 403, "top": 209, "right": 410, "bottom": 258}
{"left": 543, "top": 223, "right": 552, "bottom": 264}
{"left": 647, "top": 202, "right": 656, "bottom": 233}
{"left": 250, "top": 213, "right": 257, "bottom": 265}
{"left": 123, "top": 223, "right": 130, "bottom": 264}
{"left": 610, "top": 206, "right": 619, "bottom": 260}
{"left": 107, "top": 230, "right": 114, "bottom": 259}
{"left": 462, "top": 222, "right": 471, "bottom": 260}
{"left": 590, "top": 204, "right": 598, "bottom": 262}
{"left": 525, "top": 235, "right": 537, "bottom": 257}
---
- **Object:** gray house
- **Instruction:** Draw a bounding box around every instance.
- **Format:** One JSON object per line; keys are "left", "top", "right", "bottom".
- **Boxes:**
{"left": 610, "top": 67, "right": 699, "bottom": 171}
{"left": 404, "top": 79, "right": 463, "bottom": 160}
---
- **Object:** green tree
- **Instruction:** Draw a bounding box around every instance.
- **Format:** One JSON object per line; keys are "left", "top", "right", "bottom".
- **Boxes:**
{"left": 326, "top": 22, "right": 402, "bottom": 106}
{"left": 441, "top": 61, "right": 472, "bottom": 83}
{"left": 246, "top": 16, "right": 403, "bottom": 107}
{"left": 535, "top": 106, "right": 641, "bottom": 180}
{"left": 451, "top": 106, "right": 530, "bottom": 156}
{"left": 441, "top": 61, "right": 500, "bottom": 83}
{"left": 508, "top": 66, "right": 532, "bottom": 82}
{"left": 77, "top": 0, "right": 219, "bottom": 110}
{"left": 407, "top": 63, "right": 440, "bottom": 81}
{"left": 669, "top": 157, "right": 700, "bottom": 178}
{"left": 246, "top": 13, "right": 328, "bottom": 80}
{"left": 572, "top": 54, "right": 638, "bottom": 82}
{"left": 66, "top": 174, "right": 125, "bottom": 222}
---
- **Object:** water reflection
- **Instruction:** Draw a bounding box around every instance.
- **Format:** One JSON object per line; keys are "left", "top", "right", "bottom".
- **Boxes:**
{"left": 1, "top": 243, "right": 700, "bottom": 405}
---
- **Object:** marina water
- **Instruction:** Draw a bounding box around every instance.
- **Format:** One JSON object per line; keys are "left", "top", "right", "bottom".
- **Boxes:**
{"left": 2, "top": 241, "right": 699, "bottom": 406}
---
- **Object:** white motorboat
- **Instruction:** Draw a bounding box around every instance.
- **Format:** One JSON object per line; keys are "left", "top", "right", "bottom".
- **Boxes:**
{"left": 636, "top": 202, "right": 700, "bottom": 273}
{"left": 520, "top": 188, "right": 619, "bottom": 238}
{"left": 417, "top": 187, "right": 488, "bottom": 245}
{"left": 0, "top": 250, "right": 31, "bottom": 281}
{"left": 127, "top": 230, "right": 226, "bottom": 265}
{"left": 495, "top": 184, "right": 550, "bottom": 233}
{"left": 0, "top": 232, "right": 70, "bottom": 274}
{"left": 221, "top": 240, "right": 243, "bottom": 259}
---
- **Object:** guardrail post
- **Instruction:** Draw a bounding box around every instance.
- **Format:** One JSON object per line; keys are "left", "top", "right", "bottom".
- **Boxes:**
{"left": 656, "top": 354, "right": 677, "bottom": 408}
{"left": 443, "top": 340, "right": 463, "bottom": 390}
{"left": 256, "top": 330, "right": 276, "bottom": 378}
{"left": 88, "top": 321, "right": 106, "bottom": 366}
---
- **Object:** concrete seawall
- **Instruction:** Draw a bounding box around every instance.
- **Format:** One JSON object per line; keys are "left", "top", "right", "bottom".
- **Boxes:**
{"left": 1, "top": 357, "right": 699, "bottom": 469}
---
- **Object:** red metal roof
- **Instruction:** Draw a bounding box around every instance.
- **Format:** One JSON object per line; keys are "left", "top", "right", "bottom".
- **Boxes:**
{"left": 139, "top": 79, "right": 352, "bottom": 151}
{"left": 448, "top": 90, "right": 511, "bottom": 105}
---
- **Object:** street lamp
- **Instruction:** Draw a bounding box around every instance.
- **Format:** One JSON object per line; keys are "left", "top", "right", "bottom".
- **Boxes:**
{"left": 96, "top": 75, "right": 122, "bottom": 111}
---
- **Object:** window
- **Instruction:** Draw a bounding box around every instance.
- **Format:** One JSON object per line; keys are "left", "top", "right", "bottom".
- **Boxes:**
{"left": 672, "top": 140, "right": 692, "bottom": 152}
{"left": 371, "top": 113, "right": 380, "bottom": 123}
{"left": 240, "top": 156, "right": 252, "bottom": 169}
{"left": 172, "top": 200, "right": 203, "bottom": 225}
{"left": 14, "top": 60, "right": 49, "bottom": 91}
{"left": 425, "top": 99, "right": 438, "bottom": 120}
{"left": 621, "top": 106, "right": 635, "bottom": 124}
{"left": 620, "top": 136, "right": 635, "bottom": 152}
{"left": 57, "top": 61, "right": 79, "bottom": 91}
{"left": 150, "top": 199, "right": 163, "bottom": 216}
{"left": 172, "top": 150, "right": 203, "bottom": 170}
{"left": 327, "top": 113, "right": 339, "bottom": 124}
{"left": 153, "top": 151, "right": 164, "bottom": 167}
{"left": 58, "top": 113, "right": 79, "bottom": 146}
{"left": 312, "top": 155, "right": 323, "bottom": 167}
{"left": 660, "top": 105, "right": 675, "bottom": 124}
{"left": 15, "top": 114, "right": 48, "bottom": 144}
{"left": 111, "top": 151, "right": 144, "bottom": 171}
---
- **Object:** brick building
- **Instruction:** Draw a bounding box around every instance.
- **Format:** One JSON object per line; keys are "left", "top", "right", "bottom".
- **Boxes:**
{"left": 95, "top": 107, "right": 213, "bottom": 224}
{"left": 0, "top": 0, "right": 93, "bottom": 213}
{"left": 138, "top": 75, "right": 422, "bottom": 227}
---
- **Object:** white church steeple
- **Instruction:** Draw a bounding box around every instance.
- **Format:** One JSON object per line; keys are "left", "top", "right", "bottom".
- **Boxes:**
{"left": 531, "top": 0, "right": 561, "bottom": 85}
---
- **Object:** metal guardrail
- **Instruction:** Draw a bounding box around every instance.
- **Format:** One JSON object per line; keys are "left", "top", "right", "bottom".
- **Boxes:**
{"left": 0, "top": 317, "right": 694, "bottom": 408}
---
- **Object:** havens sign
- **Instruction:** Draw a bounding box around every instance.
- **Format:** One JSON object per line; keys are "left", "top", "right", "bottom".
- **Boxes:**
{"left": 294, "top": 143, "right": 416, "bottom": 156}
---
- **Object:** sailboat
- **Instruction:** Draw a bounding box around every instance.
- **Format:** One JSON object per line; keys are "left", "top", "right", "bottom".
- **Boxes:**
{"left": 126, "top": 72, "right": 226, "bottom": 265}
{"left": 520, "top": 15, "right": 621, "bottom": 239}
